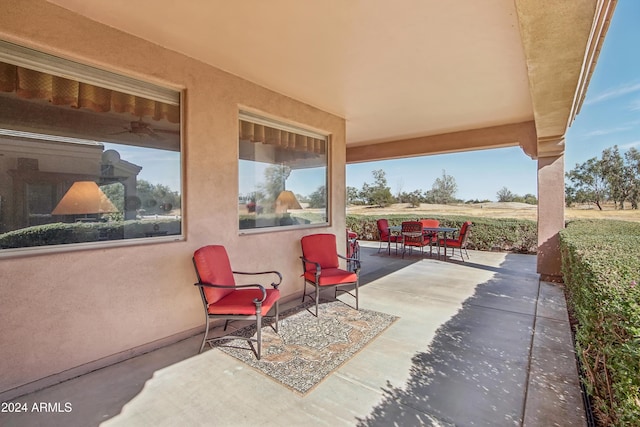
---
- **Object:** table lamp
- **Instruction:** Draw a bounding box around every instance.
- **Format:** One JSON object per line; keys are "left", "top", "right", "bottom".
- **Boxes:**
{"left": 52, "top": 181, "right": 118, "bottom": 219}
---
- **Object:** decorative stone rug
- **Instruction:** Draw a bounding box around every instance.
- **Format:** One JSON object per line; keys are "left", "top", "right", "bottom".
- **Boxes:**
{"left": 213, "top": 300, "right": 398, "bottom": 394}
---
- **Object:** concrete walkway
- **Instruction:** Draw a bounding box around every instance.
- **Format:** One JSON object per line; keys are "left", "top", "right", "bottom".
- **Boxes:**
{"left": 1, "top": 244, "right": 586, "bottom": 427}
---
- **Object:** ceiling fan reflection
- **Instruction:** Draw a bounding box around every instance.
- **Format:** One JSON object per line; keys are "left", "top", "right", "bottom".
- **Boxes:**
{"left": 109, "top": 118, "right": 178, "bottom": 139}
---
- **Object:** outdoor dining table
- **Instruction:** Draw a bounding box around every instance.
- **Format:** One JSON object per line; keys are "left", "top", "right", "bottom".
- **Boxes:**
{"left": 422, "top": 227, "right": 458, "bottom": 260}
{"left": 387, "top": 225, "right": 458, "bottom": 259}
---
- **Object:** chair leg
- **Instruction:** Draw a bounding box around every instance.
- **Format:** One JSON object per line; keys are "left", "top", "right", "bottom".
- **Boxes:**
{"left": 315, "top": 285, "right": 320, "bottom": 316}
{"left": 274, "top": 301, "right": 279, "bottom": 333}
{"left": 355, "top": 281, "right": 359, "bottom": 310}
{"left": 256, "top": 311, "right": 262, "bottom": 360}
{"left": 302, "top": 280, "right": 307, "bottom": 303}
{"left": 199, "top": 316, "right": 210, "bottom": 354}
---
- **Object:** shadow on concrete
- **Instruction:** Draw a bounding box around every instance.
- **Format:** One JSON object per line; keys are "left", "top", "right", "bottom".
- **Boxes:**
{"left": 356, "top": 253, "right": 541, "bottom": 426}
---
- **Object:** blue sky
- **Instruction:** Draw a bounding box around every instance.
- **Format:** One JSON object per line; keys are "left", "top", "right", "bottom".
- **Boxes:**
{"left": 347, "top": 0, "right": 640, "bottom": 202}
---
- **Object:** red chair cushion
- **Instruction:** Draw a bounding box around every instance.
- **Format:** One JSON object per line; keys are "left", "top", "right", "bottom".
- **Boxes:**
{"left": 439, "top": 238, "right": 462, "bottom": 248}
{"left": 207, "top": 288, "right": 280, "bottom": 315}
{"left": 377, "top": 219, "right": 390, "bottom": 240}
{"left": 301, "top": 234, "right": 339, "bottom": 271}
{"left": 193, "top": 245, "right": 236, "bottom": 304}
{"left": 438, "top": 222, "right": 471, "bottom": 247}
{"left": 304, "top": 268, "right": 358, "bottom": 286}
{"left": 420, "top": 219, "right": 439, "bottom": 228}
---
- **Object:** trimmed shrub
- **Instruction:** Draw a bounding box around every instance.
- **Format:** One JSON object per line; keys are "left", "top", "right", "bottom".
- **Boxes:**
{"left": 346, "top": 214, "right": 537, "bottom": 254}
{"left": 0, "top": 219, "right": 181, "bottom": 249}
{"left": 560, "top": 219, "right": 640, "bottom": 426}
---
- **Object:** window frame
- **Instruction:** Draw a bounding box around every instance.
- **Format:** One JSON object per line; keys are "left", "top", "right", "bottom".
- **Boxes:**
{"left": 237, "top": 110, "right": 330, "bottom": 235}
{"left": 0, "top": 41, "right": 184, "bottom": 258}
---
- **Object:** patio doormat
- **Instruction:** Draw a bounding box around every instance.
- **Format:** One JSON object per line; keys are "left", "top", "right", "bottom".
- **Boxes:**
{"left": 212, "top": 300, "right": 398, "bottom": 394}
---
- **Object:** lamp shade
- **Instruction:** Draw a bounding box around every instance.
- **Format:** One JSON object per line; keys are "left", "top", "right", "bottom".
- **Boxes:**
{"left": 275, "top": 190, "right": 302, "bottom": 212}
{"left": 52, "top": 181, "right": 118, "bottom": 215}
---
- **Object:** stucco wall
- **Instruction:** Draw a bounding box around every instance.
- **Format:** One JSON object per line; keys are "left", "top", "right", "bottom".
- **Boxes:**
{"left": 0, "top": 0, "right": 346, "bottom": 398}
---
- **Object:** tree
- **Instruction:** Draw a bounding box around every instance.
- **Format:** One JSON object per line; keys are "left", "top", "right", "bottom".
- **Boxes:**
{"left": 495, "top": 187, "right": 537, "bottom": 205}
{"left": 566, "top": 145, "right": 640, "bottom": 210}
{"left": 307, "top": 185, "right": 326, "bottom": 208}
{"left": 565, "top": 157, "right": 608, "bottom": 210}
{"left": 395, "top": 178, "right": 404, "bottom": 203}
{"left": 601, "top": 146, "right": 631, "bottom": 209}
{"left": 262, "top": 165, "right": 291, "bottom": 202}
{"left": 625, "top": 147, "right": 640, "bottom": 209}
{"left": 426, "top": 170, "right": 457, "bottom": 204}
{"left": 346, "top": 186, "right": 362, "bottom": 205}
{"left": 360, "top": 169, "right": 394, "bottom": 207}
{"left": 135, "top": 179, "right": 181, "bottom": 214}
{"left": 496, "top": 187, "right": 515, "bottom": 202}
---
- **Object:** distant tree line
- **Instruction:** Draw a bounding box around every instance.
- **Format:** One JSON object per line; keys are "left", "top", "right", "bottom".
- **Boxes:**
{"left": 495, "top": 187, "right": 538, "bottom": 205}
{"left": 347, "top": 169, "right": 537, "bottom": 207}
{"left": 565, "top": 145, "right": 640, "bottom": 210}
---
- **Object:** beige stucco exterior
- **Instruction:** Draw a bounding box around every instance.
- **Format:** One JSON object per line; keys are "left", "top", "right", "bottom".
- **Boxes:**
{"left": 0, "top": 0, "right": 618, "bottom": 399}
{"left": 0, "top": 0, "right": 345, "bottom": 399}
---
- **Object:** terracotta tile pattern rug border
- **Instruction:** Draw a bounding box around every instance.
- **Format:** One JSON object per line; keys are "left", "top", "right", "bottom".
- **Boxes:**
{"left": 213, "top": 300, "right": 398, "bottom": 394}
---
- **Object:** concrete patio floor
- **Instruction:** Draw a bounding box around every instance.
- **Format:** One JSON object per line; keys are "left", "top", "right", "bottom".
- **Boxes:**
{"left": 1, "top": 243, "right": 586, "bottom": 427}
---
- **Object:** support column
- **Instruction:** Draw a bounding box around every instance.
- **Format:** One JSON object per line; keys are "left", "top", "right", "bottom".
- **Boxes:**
{"left": 537, "top": 137, "right": 565, "bottom": 281}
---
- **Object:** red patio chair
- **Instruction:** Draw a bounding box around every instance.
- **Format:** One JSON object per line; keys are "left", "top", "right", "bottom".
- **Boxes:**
{"left": 401, "top": 220, "right": 431, "bottom": 258}
{"left": 301, "top": 233, "right": 360, "bottom": 316}
{"left": 420, "top": 218, "right": 440, "bottom": 256}
{"left": 377, "top": 218, "right": 402, "bottom": 254}
{"left": 193, "top": 245, "right": 281, "bottom": 359}
{"left": 346, "top": 228, "right": 360, "bottom": 271}
{"left": 438, "top": 221, "right": 473, "bottom": 261}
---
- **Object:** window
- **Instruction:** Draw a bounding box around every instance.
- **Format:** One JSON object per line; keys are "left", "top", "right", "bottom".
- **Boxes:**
{"left": 238, "top": 111, "right": 328, "bottom": 231}
{"left": 0, "top": 41, "right": 182, "bottom": 255}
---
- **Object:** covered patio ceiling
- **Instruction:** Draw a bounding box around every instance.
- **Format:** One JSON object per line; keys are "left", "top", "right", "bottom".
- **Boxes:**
{"left": 46, "top": 0, "right": 615, "bottom": 163}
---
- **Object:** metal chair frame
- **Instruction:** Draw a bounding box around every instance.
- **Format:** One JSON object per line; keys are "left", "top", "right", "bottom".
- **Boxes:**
{"left": 300, "top": 234, "right": 361, "bottom": 317}
{"left": 193, "top": 257, "right": 281, "bottom": 360}
{"left": 439, "top": 222, "right": 473, "bottom": 261}
{"left": 346, "top": 231, "right": 360, "bottom": 272}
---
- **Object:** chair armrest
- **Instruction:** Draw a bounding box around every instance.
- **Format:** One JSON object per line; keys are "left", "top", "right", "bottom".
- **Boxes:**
{"left": 232, "top": 270, "right": 283, "bottom": 289}
{"left": 194, "top": 282, "right": 267, "bottom": 303}
{"left": 337, "top": 254, "right": 361, "bottom": 274}
{"left": 300, "top": 256, "right": 322, "bottom": 275}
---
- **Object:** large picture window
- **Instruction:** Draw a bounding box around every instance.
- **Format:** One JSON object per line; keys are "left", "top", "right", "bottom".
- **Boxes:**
{"left": 238, "top": 112, "right": 328, "bottom": 231}
{"left": 0, "top": 41, "right": 182, "bottom": 255}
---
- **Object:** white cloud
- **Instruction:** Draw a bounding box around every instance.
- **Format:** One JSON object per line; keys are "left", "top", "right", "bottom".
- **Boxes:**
{"left": 618, "top": 140, "right": 640, "bottom": 150}
{"left": 583, "top": 126, "right": 632, "bottom": 137}
{"left": 629, "top": 98, "right": 640, "bottom": 111}
{"left": 585, "top": 82, "right": 640, "bottom": 105}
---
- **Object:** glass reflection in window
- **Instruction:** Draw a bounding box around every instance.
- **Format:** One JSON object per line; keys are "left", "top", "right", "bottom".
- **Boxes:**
{"left": 238, "top": 113, "right": 328, "bottom": 230}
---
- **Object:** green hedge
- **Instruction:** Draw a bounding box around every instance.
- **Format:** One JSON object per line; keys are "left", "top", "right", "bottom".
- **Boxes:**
{"left": 560, "top": 220, "right": 640, "bottom": 426}
{"left": 0, "top": 219, "right": 181, "bottom": 249}
{"left": 346, "top": 214, "right": 537, "bottom": 254}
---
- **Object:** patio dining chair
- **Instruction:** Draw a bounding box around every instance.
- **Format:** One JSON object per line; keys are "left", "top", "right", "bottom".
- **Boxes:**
{"left": 419, "top": 218, "right": 439, "bottom": 256}
{"left": 401, "top": 220, "right": 430, "bottom": 258}
{"left": 301, "top": 233, "right": 360, "bottom": 316}
{"left": 346, "top": 228, "right": 360, "bottom": 272}
{"left": 438, "top": 221, "right": 473, "bottom": 261}
{"left": 192, "top": 245, "right": 281, "bottom": 359}
{"left": 377, "top": 218, "right": 402, "bottom": 254}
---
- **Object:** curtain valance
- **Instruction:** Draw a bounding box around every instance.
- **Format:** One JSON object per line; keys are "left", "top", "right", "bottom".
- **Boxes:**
{"left": 0, "top": 62, "right": 179, "bottom": 123}
{"left": 239, "top": 120, "right": 326, "bottom": 155}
